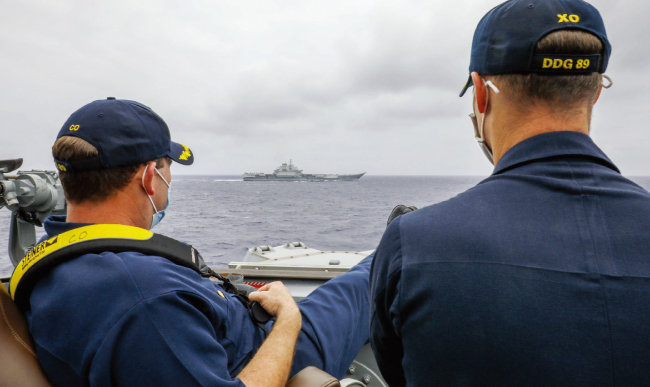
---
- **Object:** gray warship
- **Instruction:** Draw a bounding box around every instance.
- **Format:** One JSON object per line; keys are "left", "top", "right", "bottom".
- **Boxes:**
{"left": 243, "top": 160, "right": 365, "bottom": 181}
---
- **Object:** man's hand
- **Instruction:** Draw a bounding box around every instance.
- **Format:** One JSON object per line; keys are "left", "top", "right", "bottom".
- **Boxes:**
{"left": 386, "top": 204, "right": 417, "bottom": 226}
{"left": 248, "top": 281, "right": 301, "bottom": 324}
{"left": 238, "top": 281, "right": 302, "bottom": 386}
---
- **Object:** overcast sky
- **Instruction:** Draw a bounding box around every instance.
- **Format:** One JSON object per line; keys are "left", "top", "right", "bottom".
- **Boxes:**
{"left": 0, "top": 0, "right": 648, "bottom": 176}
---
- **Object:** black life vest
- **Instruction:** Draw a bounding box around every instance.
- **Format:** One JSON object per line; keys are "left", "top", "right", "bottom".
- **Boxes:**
{"left": 9, "top": 224, "right": 271, "bottom": 324}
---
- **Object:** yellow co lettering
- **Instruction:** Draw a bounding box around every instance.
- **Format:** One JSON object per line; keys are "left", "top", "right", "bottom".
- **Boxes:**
{"left": 69, "top": 124, "right": 80, "bottom": 131}
{"left": 557, "top": 14, "right": 580, "bottom": 23}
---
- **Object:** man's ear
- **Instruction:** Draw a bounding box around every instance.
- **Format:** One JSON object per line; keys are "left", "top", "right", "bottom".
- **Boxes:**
{"left": 593, "top": 84, "right": 603, "bottom": 104}
{"left": 471, "top": 72, "right": 487, "bottom": 114}
{"left": 141, "top": 162, "right": 157, "bottom": 195}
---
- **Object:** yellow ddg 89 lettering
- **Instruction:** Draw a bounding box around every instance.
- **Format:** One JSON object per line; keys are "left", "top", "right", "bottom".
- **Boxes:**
{"left": 576, "top": 59, "right": 590, "bottom": 69}
{"left": 542, "top": 58, "right": 574, "bottom": 70}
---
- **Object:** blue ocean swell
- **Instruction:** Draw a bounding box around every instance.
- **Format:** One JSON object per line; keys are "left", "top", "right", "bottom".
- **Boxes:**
{"left": 0, "top": 176, "right": 479, "bottom": 277}
{"left": 1, "top": 175, "right": 649, "bottom": 278}
{"left": 154, "top": 175, "right": 481, "bottom": 266}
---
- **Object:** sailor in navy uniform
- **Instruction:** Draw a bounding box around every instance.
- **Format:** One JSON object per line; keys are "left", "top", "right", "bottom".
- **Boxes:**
{"left": 370, "top": 1, "right": 650, "bottom": 385}
{"left": 18, "top": 98, "right": 371, "bottom": 387}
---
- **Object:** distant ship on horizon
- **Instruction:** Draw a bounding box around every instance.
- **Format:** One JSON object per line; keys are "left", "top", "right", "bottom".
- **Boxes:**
{"left": 243, "top": 160, "right": 365, "bottom": 182}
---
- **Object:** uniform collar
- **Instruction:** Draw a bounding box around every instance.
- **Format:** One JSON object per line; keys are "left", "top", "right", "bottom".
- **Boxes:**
{"left": 43, "top": 215, "right": 92, "bottom": 238}
{"left": 493, "top": 131, "right": 619, "bottom": 175}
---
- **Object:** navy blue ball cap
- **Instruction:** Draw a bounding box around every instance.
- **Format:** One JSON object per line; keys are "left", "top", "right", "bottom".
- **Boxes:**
{"left": 54, "top": 98, "right": 194, "bottom": 172}
{"left": 459, "top": 0, "right": 611, "bottom": 97}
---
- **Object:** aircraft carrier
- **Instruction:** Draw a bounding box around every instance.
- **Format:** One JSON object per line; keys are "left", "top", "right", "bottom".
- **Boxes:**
{"left": 243, "top": 160, "right": 365, "bottom": 181}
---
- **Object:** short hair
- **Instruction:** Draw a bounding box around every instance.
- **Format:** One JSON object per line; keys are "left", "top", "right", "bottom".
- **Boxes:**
{"left": 52, "top": 136, "right": 165, "bottom": 204}
{"left": 491, "top": 30, "right": 603, "bottom": 107}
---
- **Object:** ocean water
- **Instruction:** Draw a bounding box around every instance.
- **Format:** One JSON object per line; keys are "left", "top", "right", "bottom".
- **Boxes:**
{"left": 1, "top": 175, "right": 649, "bottom": 278}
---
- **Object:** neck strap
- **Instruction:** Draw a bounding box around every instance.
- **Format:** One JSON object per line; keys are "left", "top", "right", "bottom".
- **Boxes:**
{"left": 10, "top": 224, "right": 236, "bottom": 309}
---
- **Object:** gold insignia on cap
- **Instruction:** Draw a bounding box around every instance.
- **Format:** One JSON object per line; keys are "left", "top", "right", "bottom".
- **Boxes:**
{"left": 178, "top": 143, "right": 192, "bottom": 161}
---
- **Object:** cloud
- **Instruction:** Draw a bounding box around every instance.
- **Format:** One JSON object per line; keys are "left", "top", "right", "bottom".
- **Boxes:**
{"left": 0, "top": 0, "right": 647, "bottom": 175}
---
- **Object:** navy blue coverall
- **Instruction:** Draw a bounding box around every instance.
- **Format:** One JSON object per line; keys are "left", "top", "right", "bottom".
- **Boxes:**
{"left": 370, "top": 131, "right": 650, "bottom": 386}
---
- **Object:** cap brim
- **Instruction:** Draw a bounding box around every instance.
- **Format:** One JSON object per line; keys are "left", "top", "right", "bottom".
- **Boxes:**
{"left": 168, "top": 141, "right": 194, "bottom": 165}
{"left": 459, "top": 74, "right": 472, "bottom": 97}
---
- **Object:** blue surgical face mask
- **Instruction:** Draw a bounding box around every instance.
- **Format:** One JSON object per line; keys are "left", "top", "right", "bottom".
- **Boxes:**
{"left": 151, "top": 190, "right": 170, "bottom": 228}
{"left": 142, "top": 166, "right": 171, "bottom": 229}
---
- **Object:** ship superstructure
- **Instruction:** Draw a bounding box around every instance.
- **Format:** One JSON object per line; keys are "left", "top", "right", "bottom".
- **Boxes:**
{"left": 243, "top": 160, "right": 365, "bottom": 181}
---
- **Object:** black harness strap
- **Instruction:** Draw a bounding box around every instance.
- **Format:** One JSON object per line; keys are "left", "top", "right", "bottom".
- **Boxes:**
{"left": 10, "top": 224, "right": 271, "bottom": 325}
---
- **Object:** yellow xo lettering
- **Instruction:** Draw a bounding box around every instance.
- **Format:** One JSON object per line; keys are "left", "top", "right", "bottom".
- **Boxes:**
{"left": 69, "top": 124, "right": 80, "bottom": 131}
{"left": 557, "top": 14, "right": 580, "bottom": 23}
